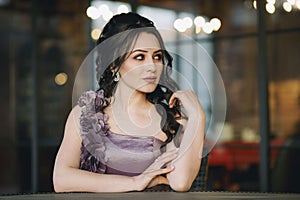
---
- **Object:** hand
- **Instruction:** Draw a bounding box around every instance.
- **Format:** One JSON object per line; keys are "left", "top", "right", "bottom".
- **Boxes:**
{"left": 146, "top": 176, "right": 169, "bottom": 188}
{"left": 133, "top": 148, "right": 178, "bottom": 191}
{"left": 169, "top": 90, "right": 205, "bottom": 119}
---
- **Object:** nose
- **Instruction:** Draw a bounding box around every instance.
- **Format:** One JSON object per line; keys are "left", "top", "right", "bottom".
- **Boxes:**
{"left": 144, "top": 55, "right": 157, "bottom": 72}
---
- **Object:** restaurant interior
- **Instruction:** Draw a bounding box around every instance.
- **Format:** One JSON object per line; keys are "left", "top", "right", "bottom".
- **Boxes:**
{"left": 0, "top": 0, "right": 300, "bottom": 195}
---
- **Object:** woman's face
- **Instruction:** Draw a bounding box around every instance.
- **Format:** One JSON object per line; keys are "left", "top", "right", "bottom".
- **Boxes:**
{"left": 118, "top": 32, "right": 163, "bottom": 93}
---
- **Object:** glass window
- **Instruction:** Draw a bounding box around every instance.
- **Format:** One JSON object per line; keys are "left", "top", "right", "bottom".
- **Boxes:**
{"left": 1, "top": 0, "right": 299, "bottom": 194}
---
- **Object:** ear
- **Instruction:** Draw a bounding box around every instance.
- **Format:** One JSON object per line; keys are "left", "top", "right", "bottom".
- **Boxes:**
{"left": 110, "top": 66, "right": 121, "bottom": 74}
{"left": 109, "top": 67, "right": 115, "bottom": 75}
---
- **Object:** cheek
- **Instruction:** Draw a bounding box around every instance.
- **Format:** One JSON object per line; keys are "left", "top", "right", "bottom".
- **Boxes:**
{"left": 157, "top": 65, "right": 163, "bottom": 76}
{"left": 119, "top": 63, "right": 142, "bottom": 79}
{"left": 119, "top": 61, "right": 134, "bottom": 76}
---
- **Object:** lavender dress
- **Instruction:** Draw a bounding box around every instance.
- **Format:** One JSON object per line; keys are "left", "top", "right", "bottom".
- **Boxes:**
{"left": 78, "top": 90, "right": 166, "bottom": 177}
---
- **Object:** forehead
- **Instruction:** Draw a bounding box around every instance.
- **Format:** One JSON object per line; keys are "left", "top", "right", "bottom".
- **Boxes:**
{"left": 132, "top": 32, "right": 161, "bottom": 50}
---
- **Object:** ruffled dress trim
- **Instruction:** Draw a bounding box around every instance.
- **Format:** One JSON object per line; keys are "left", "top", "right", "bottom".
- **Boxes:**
{"left": 78, "top": 90, "right": 109, "bottom": 173}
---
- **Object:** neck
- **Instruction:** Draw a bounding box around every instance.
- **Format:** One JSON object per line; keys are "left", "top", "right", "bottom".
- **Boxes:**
{"left": 109, "top": 80, "right": 161, "bottom": 135}
{"left": 112, "top": 80, "right": 150, "bottom": 111}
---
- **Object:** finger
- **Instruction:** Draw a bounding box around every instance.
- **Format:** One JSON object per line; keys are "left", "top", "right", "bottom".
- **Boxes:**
{"left": 147, "top": 175, "right": 169, "bottom": 188}
{"left": 169, "top": 92, "right": 185, "bottom": 108}
{"left": 149, "top": 165, "right": 175, "bottom": 177}
{"left": 158, "top": 176, "right": 169, "bottom": 185}
{"left": 148, "top": 176, "right": 169, "bottom": 188}
{"left": 144, "top": 149, "right": 178, "bottom": 174}
{"left": 146, "top": 176, "right": 158, "bottom": 188}
{"left": 168, "top": 92, "right": 178, "bottom": 108}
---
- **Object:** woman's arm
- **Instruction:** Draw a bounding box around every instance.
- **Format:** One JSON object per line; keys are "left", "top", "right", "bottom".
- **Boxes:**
{"left": 166, "top": 90, "right": 206, "bottom": 192}
{"left": 53, "top": 105, "right": 176, "bottom": 193}
{"left": 53, "top": 105, "right": 137, "bottom": 192}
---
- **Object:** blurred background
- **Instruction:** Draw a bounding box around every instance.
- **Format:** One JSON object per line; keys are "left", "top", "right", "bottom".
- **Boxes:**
{"left": 0, "top": 0, "right": 300, "bottom": 195}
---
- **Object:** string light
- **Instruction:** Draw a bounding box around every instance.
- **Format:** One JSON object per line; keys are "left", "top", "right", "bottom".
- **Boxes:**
{"left": 253, "top": 0, "right": 257, "bottom": 9}
{"left": 98, "top": 4, "right": 109, "bottom": 14}
{"left": 202, "top": 22, "right": 213, "bottom": 34}
{"left": 251, "top": 0, "right": 300, "bottom": 13}
{"left": 174, "top": 15, "right": 221, "bottom": 34}
{"left": 86, "top": 6, "right": 100, "bottom": 19}
{"left": 283, "top": 2, "right": 293, "bottom": 12}
{"left": 102, "top": 10, "right": 113, "bottom": 22}
{"left": 210, "top": 18, "right": 222, "bottom": 31}
{"left": 267, "top": 0, "right": 276, "bottom": 4}
{"left": 117, "top": 5, "right": 129, "bottom": 14}
{"left": 173, "top": 19, "right": 187, "bottom": 32}
{"left": 296, "top": 0, "right": 300, "bottom": 9}
{"left": 87, "top": 3, "right": 220, "bottom": 35}
{"left": 183, "top": 17, "right": 193, "bottom": 29}
{"left": 194, "top": 16, "right": 205, "bottom": 27}
{"left": 86, "top": 4, "right": 129, "bottom": 21}
{"left": 91, "top": 28, "right": 102, "bottom": 40}
{"left": 266, "top": 2, "right": 276, "bottom": 14}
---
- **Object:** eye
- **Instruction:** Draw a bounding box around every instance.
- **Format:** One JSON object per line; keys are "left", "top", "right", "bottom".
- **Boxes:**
{"left": 134, "top": 54, "right": 144, "bottom": 61}
{"left": 153, "top": 54, "right": 162, "bottom": 61}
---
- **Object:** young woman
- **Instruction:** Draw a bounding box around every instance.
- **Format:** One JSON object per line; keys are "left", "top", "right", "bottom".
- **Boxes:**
{"left": 53, "top": 12, "right": 205, "bottom": 192}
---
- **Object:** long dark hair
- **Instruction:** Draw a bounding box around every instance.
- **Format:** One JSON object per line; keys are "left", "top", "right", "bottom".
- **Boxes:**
{"left": 95, "top": 12, "right": 182, "bottom": 144}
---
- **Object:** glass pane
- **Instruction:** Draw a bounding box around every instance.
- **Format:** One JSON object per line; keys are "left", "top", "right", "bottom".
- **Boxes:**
{"left": 209, "top": 37, "right": 260, "bottom": 191}
{"left": 1, "top": 0, "right": 299, "bottom": 194}
{"left": 0, "top": 0, "right": 90, "bottom": 194}
{"left": 0, "top": 6, "right": 32, "bottom": 194}
{"left": 201, "top": 0, "right": 258, "bottom": 36}
{"left": 268, "top": 31, "right": 300, "bottom": 193}
{"left": 218, "top": 37, "right": 259, "bottom": 142}
{"left": 268, "top": 31, "right": 300, "bottom": 140}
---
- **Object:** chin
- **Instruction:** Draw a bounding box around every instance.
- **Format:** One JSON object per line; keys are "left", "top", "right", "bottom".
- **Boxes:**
{"left": 138, "top": 85, "right": 158, "bottom": 93}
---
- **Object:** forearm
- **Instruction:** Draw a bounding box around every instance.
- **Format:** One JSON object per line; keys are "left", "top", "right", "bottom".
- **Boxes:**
{"left": 167, "top": 115, "right": 205, "bottom": 191}
{"left": 53, "top": 166, "right": 137, "bottom": 193}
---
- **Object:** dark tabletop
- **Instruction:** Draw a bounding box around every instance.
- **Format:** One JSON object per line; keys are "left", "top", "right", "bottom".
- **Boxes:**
{"left": 1, "top": 192, "right": 300, "bottom": 200}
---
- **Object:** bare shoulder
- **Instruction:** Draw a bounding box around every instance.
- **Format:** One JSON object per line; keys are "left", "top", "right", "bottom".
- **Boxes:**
{"left": 69, "top": 105, "right": 81, "bottom": 123}
{"left": 71, "top": 105, "right": 82, "bottom": 120}
{"left": 64, "top": 105, "right": 82, "bottom": 142}
{"left": 54, "top": 105, "right": 82, "bottom": 169}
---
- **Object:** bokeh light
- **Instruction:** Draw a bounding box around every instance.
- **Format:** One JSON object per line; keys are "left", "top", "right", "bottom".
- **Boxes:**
{"left": 55, "top": 72, "right": 68, "bottom": 86}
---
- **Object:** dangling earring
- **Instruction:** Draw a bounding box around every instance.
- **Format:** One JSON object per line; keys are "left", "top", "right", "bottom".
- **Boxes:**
{"left": 113, "top": 72, "right": 120, "bottom": 82}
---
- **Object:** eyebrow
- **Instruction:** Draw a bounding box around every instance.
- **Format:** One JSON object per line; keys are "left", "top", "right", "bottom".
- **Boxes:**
{"left": 131, "top": 49, "right": 162, "bottom": 54}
